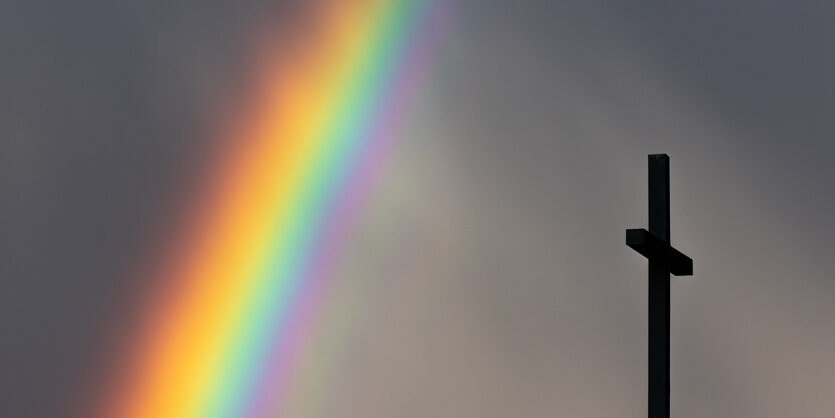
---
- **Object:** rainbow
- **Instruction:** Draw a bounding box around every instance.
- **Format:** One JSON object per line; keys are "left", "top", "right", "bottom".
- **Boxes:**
{"left": 103, "top": 1, "right": 445, "bottom": 417}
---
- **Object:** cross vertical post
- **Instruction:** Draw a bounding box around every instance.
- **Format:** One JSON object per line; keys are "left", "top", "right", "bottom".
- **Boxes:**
{"left": 626, "top": 154, "right": 693, "bottom": 418}
{"left": 648, "top": 154, "right": 671, "bottom": 418}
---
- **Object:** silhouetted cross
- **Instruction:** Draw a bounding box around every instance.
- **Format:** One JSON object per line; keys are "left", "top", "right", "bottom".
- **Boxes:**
{"left": 626, "top": 154, "right": 693, "bottom": 418}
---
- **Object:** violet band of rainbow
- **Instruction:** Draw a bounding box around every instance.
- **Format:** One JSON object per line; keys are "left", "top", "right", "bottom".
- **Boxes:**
{"left": 105, "top": 1, "right": 447, "bottom": 417}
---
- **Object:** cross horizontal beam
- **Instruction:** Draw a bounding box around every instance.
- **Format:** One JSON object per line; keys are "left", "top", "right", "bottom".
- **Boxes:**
{"left": 626, "top": 228, "right": 693, "bottom": 276}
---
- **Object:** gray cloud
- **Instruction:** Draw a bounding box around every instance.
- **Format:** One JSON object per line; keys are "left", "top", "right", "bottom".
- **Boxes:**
{"left": 1, "top": 0, "right": 833, "bottom": 417}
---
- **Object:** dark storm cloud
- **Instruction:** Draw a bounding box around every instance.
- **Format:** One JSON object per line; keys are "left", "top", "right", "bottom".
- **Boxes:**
{"left": 1, "top": 0, "right": 833, "bottom": 417}
{"left": 383, "top": 1, "right": 834, "bottom": 416}
{"left": 605, "top": 0, "right": 835, "bottom": 272}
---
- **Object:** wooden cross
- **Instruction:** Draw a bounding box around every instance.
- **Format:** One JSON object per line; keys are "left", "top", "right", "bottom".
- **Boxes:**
{"left": 626, "top": 154, "right": 693, "bottom": 418}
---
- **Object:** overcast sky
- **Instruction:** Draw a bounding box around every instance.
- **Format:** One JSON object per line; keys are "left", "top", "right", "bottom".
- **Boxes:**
{"left": 2, "top": 1, "right": 834, "bottom": 417}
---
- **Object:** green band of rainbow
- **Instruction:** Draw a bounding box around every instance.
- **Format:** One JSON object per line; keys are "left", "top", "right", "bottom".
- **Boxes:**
{"left": 104, "top": 1, "right": 446, "bottom": 417}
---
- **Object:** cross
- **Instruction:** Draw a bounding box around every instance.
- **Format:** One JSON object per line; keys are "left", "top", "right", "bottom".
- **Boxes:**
{"left": 626, "top": 154, "right": 693, "bottom": 418}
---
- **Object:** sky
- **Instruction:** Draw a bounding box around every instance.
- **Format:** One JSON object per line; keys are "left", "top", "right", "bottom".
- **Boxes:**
{"left": 1, "top": 0, "right": 834, "bottom": 417}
